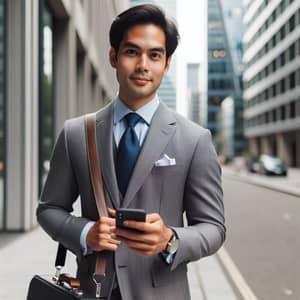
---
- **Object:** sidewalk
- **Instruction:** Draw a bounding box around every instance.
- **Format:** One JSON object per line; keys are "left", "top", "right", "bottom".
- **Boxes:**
{"left": 222, "top": 165, "right": 300, "bottom": 197}
{"left": 0, "top": 225, "right": 239, "bottom": 300}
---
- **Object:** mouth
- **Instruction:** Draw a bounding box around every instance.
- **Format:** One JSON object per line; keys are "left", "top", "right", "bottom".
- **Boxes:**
{"left": 130, "top": 76, "right": 151, "bottom": 86}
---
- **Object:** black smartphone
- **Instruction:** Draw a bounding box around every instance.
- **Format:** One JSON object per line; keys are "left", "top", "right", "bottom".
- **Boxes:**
{"left": 116, "top": 208, "right": 146, "bottom": 230}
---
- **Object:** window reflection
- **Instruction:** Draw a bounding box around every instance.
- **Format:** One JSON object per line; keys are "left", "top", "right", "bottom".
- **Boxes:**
{"left": 39, "top": 4, "right": 54, "bottom": 195}
{"left": 0, "top": 0, "right": 5, "bottom": 230}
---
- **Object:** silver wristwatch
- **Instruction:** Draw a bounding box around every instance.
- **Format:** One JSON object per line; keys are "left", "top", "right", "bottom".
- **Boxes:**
{"left": 164, "top": 230, "right": 179, "bottom": 255}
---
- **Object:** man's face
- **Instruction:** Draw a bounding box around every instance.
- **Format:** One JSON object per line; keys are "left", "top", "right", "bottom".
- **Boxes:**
{"left": 109, "top": 24, "right": 171, "bottom": 108}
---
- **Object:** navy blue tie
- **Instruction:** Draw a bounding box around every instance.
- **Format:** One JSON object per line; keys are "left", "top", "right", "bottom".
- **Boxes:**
{"left": 116, "top": 113, "right": 142, "bottom": 196}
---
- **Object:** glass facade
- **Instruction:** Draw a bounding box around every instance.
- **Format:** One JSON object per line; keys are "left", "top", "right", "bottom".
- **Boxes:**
{"left": 207, "top": 0, "right": 234, "bottom": 138}
{"left": 0, "top": 0, "right": 5, "bottom": 230}
{"left": 187, "top": 63, "right": 200, "bottom": 124}
{"left": 39, "top": 2, "right": 54, "bottom": 195}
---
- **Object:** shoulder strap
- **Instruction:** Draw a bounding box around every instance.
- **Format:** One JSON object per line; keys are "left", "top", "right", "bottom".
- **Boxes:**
{"left": 85, "top": 113, "right": 108, "bottom": 218}
{"left": 85, "top": 113, "right": 108, "bottom": 298}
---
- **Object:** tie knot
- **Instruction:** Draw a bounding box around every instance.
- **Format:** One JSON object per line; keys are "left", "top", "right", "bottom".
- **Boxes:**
{"left": 125, "top": 112, "right": 142, "bottom": 128}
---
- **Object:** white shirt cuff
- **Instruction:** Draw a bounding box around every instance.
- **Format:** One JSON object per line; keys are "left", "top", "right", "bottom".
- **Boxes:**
{"left": 80, "top": 221, "right": 95, "bottom": 256}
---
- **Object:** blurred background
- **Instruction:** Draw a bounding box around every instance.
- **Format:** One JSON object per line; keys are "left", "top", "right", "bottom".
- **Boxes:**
{"left": 0, "top": 0, "right": 299, "bottom": 300}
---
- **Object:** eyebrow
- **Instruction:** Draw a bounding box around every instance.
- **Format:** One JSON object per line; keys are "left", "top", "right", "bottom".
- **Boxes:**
{"left": 122, "top": 42, "right": 165, "bottom": 53}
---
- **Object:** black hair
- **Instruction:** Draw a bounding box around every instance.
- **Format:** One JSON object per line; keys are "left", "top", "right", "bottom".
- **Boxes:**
{"left": 109, "top": 4, "right": 180, "bottom": 60}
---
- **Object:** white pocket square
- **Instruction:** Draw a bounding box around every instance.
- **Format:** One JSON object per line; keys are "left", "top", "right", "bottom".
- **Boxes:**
{"left": 154, "top": 154, "right": 176, "bottom": 167}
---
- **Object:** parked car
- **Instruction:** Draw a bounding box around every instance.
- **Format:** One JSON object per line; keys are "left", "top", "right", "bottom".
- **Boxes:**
{"left": 246, "top": 156, "right": 259, "bottom": 173}
{"left": 257, "top": 154, "right": 288, "bottom": 176}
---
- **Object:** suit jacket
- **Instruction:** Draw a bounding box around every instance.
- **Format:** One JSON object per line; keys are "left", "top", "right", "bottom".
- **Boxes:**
{"left": 37, "top": 101, "right": 226, "bottom": 300}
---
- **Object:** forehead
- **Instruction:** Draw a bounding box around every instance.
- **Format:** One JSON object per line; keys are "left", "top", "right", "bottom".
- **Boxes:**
{"left": 121, "top": 24, "right": 166, "bottom": 49}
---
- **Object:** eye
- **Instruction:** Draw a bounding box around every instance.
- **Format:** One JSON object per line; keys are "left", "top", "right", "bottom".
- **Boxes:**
{"left": 151, "top": 52, "right": 162, "bottom": 60}
{"left": 125, "top": 49, "right": 137, "bottom": 56}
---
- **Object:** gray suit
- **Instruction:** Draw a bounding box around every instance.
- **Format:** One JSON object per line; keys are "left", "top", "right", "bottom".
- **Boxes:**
{"left": 37, "top": 101, "right": 225, "bottom": 300}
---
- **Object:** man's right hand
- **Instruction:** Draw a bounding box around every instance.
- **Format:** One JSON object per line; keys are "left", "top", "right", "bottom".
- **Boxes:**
{"left": 86, "top": 216, "right": 121, "bottom": 252}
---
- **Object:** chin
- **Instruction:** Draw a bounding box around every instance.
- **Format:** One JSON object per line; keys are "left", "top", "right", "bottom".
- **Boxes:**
{"left": 129, "top": 88, "right": 155, "bottom": 99}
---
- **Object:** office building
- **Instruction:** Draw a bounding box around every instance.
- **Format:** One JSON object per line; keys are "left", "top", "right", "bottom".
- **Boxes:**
{"left": 187, "top": 63, "right": 201, "bottom": 124}
{"left": 243, "top": 0, "right": 300, "bottom": 167}
{"left": 216, "top": 0, "right": 246, "bottom": 158}
{"left": 207, "top": 0, "right": 236, "bottom": 146}
{"left": 0, "top": 0, "right": 128, "bottom": 232}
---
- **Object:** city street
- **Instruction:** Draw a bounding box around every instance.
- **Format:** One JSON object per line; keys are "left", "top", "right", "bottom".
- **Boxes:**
{"left": 223, "top": 176, "right": 300, "bottom": 300}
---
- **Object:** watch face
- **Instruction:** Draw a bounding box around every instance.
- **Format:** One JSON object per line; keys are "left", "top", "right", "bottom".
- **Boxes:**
{"left": 168, "top": 238, "right": 179, "bottom": 254}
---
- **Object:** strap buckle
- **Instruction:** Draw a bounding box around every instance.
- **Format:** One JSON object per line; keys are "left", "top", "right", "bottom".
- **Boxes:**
{"left": 92, "top": 273, "right": 106, "bottom": 298}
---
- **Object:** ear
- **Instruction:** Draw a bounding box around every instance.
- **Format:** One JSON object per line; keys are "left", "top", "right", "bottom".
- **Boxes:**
{"left": 163, "top": 56, "right": 172, "bottom": 75}
{"left": 109, "top": 48, "right": 117, "bottom": 68}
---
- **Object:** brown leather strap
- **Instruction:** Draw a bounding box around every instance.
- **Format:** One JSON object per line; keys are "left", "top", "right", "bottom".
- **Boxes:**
{"left": 85, "top": 113, "right": 107, "bottom": 276}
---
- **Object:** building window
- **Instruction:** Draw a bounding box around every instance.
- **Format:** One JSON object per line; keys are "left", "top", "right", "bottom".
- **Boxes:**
{"left": 280, "top": 0, "right": 285, "bottom": 13}
{"left": 289, "top": 72, "right": 295, "bottom": 89}
{"left": 280, "top": 26, "right": 285, "bottom": 40}
{"left": 39, "top": 3, "right": 55, "bottom": 195}
{"left": 289, "top": 14, "right": 295, "bottom": 32}
{"left": 272, "top": 10, "right": 276, "bottom": 22}
{"left": 272, "top": 35, "right": 276, "bottom": 47}
{"left": 290, "top": 101, "right": 296, "bottom": 118}
{"left": 280, "top": 52, "right": 285, "bottom": 66}
{"left": 272, "top": 109, "right": 277, "bottom": 121}
{"left": 272, "top": 84, "right": 277, "bottom": 97}
{"left": 265, "top": 112, "right": 269, "bottom": 123}
{"left": 289, "top": 43, "right": 295, "bottom": 61}
{"left": 280, "top": 78, "right": 286, "bottom": 93}
{"left": 272, "top": 59, "right": 277, "bottom": 72}
{"left": 280, "top": 106, "right": 286, "bottom": 120}
{"left": 0, "top": 0, "right": 5, "bottom": 230}
{"left": 264, "top": 89, "right": 269, "bottom": 100}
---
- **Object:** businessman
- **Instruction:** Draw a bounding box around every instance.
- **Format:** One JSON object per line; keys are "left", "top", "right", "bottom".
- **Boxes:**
{"left": 37, "top": 4, "right": 225, "bottom": 300}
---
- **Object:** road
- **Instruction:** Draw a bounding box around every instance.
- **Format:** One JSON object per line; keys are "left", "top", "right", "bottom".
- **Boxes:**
{"left": 223, "top": 177, "right": 300, "bottom": 300}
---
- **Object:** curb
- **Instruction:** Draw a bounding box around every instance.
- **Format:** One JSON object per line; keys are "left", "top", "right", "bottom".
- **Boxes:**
{"left": 223, "top": 172, "right": 300, "bottom": 198}
{"left": 217, "top": 247, "right": 258, "bottom": 300}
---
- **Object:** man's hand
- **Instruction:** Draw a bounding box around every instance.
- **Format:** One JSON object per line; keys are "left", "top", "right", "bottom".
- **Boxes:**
{"left": 115, "top": 213, "right": 173, "bottom": 256}
{"left": 86, "top": 210, "right": 121, "bottom": 252}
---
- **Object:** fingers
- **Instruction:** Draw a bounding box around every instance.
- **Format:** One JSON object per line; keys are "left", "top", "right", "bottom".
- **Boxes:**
{"left": 122, "top": 220, "right": 153, "bottom": 232}
{"left": 146, "top": 213, "right": 160, "bottom": 223}
{"left": 97, "top": 241, "right": 119, "bottom": 252}
{"left": 115, "top": 228, "right": 145, "bottom": 242}
{"left": 107, "top": 207, "right": 116, "bottom": 217}
{"left": 86, "top": 217, "right": 120, "bottom": 252}
{"left": 119, "top": 238, "right": 154, "bottom": 251}
{"left": 118, "top": 237, "right": 158, "bottom": 257}
{"left": 99, "top": 216, "right": 115, "bottom": 227}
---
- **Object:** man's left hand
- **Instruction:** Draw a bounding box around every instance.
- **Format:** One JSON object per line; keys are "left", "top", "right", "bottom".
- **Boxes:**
{"left": 113, "top": 212, "right": 173, "bottom": 256}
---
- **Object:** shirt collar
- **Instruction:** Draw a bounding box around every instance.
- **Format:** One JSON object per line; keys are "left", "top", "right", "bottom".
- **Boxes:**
{"left": 113, "top": 95, "right": 160, "bottom": 126}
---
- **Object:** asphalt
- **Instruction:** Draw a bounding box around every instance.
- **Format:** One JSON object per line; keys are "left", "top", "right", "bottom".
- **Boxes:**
{"left": 0, "top": 165, "right": 299, "bottom": 300}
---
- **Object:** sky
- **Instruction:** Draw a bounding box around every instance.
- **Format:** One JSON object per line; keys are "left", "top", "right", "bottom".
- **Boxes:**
{"left": 176, "top": 0, "right": 207, "bottom": 116}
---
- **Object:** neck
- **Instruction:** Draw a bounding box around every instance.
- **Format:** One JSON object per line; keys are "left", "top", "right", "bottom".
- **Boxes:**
{"left": 118, "top": 95, "right": 156, "bottom": 111}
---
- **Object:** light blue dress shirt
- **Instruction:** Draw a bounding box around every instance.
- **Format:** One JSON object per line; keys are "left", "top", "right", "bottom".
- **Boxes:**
{"left": 80, "top": 95, "right": 175, "bottom": 263}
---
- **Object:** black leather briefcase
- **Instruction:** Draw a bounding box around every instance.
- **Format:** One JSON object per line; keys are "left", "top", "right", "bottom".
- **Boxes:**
{"left": 27, "top": 275, "right": 100, "bottom": 300}
{"left": 26, "top": 243, "right": 111, "bottom": 300}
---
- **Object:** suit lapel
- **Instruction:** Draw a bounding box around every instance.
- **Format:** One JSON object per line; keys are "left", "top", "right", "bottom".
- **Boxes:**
{"left": 122, "top": 102, "right": 176, "bottom": 208}
{"left": 96, "top": 103, "right": 120, "bottom": 208}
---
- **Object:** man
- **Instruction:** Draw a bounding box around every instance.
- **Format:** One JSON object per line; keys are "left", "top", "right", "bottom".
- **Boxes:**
{"left": 37, "top": 4, "right": 225, "bottom": 300}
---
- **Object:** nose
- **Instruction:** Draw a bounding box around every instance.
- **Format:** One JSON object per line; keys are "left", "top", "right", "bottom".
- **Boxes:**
{"left": 136, "top": 54, "right": 148, "bottom": 72}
